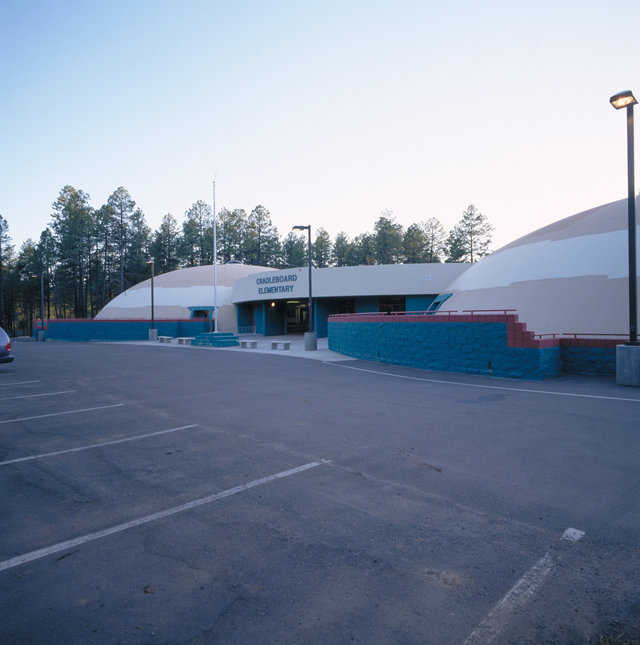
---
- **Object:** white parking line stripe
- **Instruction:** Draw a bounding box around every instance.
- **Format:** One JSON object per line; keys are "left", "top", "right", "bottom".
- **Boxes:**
{"left": 0, "top": 461, "right": 323, "bottom": 572}
{"left": 325, "top": 362, "right": 640, "bottom": 403}
{"left": 0, "top": 424, "right": 199, "bottom": 466}
{"left": 0, "top": 403, "right": 125, "bottom": 425}
{"left": 1, "top": 380, "right": 41, "bottom": 387}
{"left": 463, "top": 528, "right": 585, "bottom": 645}
{"left": 0, "top": 390, "right": 76, "bottom": 402}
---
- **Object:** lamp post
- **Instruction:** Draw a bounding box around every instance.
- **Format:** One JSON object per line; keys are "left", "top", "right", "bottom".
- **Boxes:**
{"left": 212, "top": 179, "right": 218, "bottom": 333}
{"left": 146, "top": 259, "right": 156, "bottom": 341}
{"left": 292, "top": 224, "right": 317, "bottom": 350}
{"left": 31, "top": 272, "right": 46, "bottom": 341}
{"left": 610, "top": 90, "right": 638, "bottom": 346}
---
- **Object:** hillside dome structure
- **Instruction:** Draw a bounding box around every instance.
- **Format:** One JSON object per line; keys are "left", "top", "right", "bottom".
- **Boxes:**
{"left": 95, "top": 263, "right": 273, "bottom": 330}
{"left": 444, "top": 197, "right": 640, "bottom": 336}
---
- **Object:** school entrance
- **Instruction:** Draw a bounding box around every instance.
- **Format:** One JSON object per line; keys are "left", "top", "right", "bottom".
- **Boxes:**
{"left": 285, "top": 300, "right": 309, "bottom": 334}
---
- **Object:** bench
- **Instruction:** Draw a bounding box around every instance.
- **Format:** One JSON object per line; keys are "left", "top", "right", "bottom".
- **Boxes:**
{"left": 158, "top": 336, "right": 173, "bottom": 343}
{"left": 177, "top": 337, "right": 195, "bottom": 345}
{"left": 271, "top": 341, "right": 290, "bottom": 351}
{"left": 240, "top": 340, "right": 258, "bottom": 349}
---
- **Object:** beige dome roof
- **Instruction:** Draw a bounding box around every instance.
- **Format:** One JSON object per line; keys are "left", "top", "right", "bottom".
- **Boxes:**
{"left": 96, "top": 264, "right": 273, "bottom": 320}
{"left": 444, "top": 197, "right": 640, "bottom": 336}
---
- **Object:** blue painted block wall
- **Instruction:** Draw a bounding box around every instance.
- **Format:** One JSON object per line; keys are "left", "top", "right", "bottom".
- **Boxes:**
{"left": 328, "top": 320, "right": 561, "bottom": 380}
{"left": 560, "top": 346, "right": 616, "bottom": 376}
{"left": 42, "top": 320, "right": 209, "bottom": 342}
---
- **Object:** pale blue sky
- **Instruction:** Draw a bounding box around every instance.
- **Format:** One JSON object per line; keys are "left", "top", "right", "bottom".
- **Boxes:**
{"left": 1, "top": 0, "right": 639, "bottom": 251}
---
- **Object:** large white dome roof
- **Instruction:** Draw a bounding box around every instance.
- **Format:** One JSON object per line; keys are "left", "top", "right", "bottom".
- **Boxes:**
{"left": 95, "top": 264, "right": 273, "bottom": 320}
{"left": 445, "top": 197, "right": 640, "bottom": 336}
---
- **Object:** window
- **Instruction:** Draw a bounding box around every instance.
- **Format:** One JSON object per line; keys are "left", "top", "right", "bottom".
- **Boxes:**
{"left": 378, "top": 296, "right": 405, "bottom": 313}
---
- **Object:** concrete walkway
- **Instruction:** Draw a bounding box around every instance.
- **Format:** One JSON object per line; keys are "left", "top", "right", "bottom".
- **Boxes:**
{"left": 114, "top": 334, "right": 351, "bottom": 363}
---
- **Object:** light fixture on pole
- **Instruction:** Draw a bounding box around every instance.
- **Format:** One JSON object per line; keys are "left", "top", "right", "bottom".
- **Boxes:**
{"left": 292, "top": 224, "right": 317, "bottom": 350}
{"left": 212, "top": 179, "right": 218, "bottom": 333}
{"left": 31, "top": 272, "right": 45, "bottom": 341}
{"left": 146, "top": 259, "right": 156, "bottom": 341}
{"left": 610, "top": 90, "right": 638, "bottom": 346}
{"left": 610, "top": 89, "right": 640, "bottom": 386}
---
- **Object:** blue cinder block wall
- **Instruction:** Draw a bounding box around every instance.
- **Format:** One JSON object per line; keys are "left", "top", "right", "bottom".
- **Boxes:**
{"left": 560, "top": 345, "right": 616, "bottom": 376}
{"left": 42, "top": 320, "right": 209, "bottom": 342}
{"left": 329, "top": 320, "right": 560, "bottom": 379}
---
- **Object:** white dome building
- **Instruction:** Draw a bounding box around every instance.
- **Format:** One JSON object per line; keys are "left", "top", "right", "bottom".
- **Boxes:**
{"left": 95, "top": 263, "right": 273, "bottom": 330}
{"left": 444, "top": 197, "right": 640, "bottom": 336}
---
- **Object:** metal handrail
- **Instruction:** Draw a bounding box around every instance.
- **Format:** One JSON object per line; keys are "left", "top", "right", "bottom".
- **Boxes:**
{"left": 561, "top": 332, "right": 627, "bottom": 338}
{"left": 329, "top": 309, "right": 459, "bottom": 317}
{"left": 462, "top": 309, "right": 517, "bottom": 315}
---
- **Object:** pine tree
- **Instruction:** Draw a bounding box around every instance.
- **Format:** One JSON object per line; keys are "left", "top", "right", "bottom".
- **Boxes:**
{"left": 445, "top": 205, "right": 492, "bottom": 262}
{"left": 312, "top": 228, "right": 332, "bottom": 267}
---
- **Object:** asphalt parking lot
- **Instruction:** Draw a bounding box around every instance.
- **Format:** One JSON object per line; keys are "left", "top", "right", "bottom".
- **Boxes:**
{"left": 1, "top": 341, "right": 640, "bottom": 644}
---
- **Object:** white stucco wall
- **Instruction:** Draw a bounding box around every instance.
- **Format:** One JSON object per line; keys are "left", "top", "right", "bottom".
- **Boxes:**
{"left": 232, "top": 263, "right": 470, "bottom": 304}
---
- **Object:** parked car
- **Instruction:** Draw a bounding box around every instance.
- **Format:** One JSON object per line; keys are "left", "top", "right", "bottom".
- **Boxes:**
{"left": 0, "top": 326, "right": 13, "bottom": 363}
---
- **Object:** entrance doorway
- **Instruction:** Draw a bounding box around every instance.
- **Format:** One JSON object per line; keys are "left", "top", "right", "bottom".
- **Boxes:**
{"left": 285, "top": 300, "right": 308, "bottom": 334}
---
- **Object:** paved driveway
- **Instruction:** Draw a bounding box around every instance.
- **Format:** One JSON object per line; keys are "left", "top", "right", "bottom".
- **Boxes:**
{"left": 1, "top": 342, "right": 639, "bottom": 644}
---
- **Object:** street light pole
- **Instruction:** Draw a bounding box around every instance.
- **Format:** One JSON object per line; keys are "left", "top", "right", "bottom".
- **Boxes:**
{"left": 31, "top": 272, "right": 46, "bottom": 341}
{"left": 610, "top": 90, "right": 638, "bottom": 345}
{"left": 212, "top": 179, "right": 218, "bottom": 333}
{"left": 625, "top": 103, "right": 638, "bottom": 345}
{"left": 40, "top": 271, "right": 45, "bottom": 335}
{"left": 146, "top": 259, "right": 156, "bottom": 340}
{"left": 293, "top": 224, "right": 317, "bottom": 350}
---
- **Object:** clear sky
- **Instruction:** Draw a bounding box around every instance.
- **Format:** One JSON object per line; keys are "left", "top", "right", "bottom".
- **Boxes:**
{"left": 1, "top": 0, "right": 639, "bottom": 252}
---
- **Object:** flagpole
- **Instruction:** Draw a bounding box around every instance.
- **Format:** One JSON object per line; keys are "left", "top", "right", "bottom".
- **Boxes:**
{"left": 212, "top": 179, "right": 218, "bottom": 333}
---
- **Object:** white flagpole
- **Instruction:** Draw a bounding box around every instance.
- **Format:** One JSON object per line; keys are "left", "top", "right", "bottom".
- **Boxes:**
{"left": 212, "top": 179, "right": 218, "bottom": 333}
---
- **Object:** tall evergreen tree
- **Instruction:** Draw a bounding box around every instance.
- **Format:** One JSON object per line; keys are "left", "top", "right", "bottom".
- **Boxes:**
{"left": 332, "top": 232, "right": 350, "bottom": 267}
{"left": 181, "top": 200, "right": 212, "bottom": 265}
{"left": 347, "top": 233, "right": 376, "bottom": 265}
{"left": 446, "top": 204, "right": 492, "bottom": 262}
{"left": 150, "top": 214, "right": 180, "bottom": 274}
{"left": 312, "top": 228, "right": 332, "bottom": 268}
{"left": 36, "top": 228, "right": 56, "bottom": 319}
{"left": 423, "top": 217, "right": 446, "bottom": 263}
{"left": 244, "top": 205, "right": 280, "bottom": 266}
{"left": 282, "top": 232, "right": 307, "bottom": 267}
{"left": 217, "top": 207, "right": 246, "bottom": 263}
{"left": 125, "top": 208, "right": 151, "bottom": 287}
{"left": 374, "top": 212, "right": 403, "bottom": 264}
{"left": 403, "top": 224, "right": 427, "bottom": 263}
{"left": 51, "top": 186, "right": 94, "bottom": 317}
{"left": 107, "top": 187, "right": 135, "bottom": 292}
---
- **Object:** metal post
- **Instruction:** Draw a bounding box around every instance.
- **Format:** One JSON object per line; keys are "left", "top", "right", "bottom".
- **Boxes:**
{"left": 307, "top": 225, "right": 313, "bottom": 332}
{"left": 40, "top": 272, "right": 45, "bottom": 332}
{"left": 212, "top": 180, "right": 218, "bottom": 333}
{"left": 626, "top": 104, "right": 638, "bottom": 345}
{"left": 150, "top": 261, "right": 155, "bottom": 330}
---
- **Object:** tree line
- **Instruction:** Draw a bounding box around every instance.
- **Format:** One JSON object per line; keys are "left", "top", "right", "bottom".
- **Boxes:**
{"left": 0, "top": 185, "right": 492, "bottom": 335}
